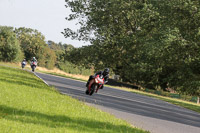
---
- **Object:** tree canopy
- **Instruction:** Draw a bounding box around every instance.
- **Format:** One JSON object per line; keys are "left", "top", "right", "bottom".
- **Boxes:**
{"left": 0, "top": 26, "right": 23, "bottom": 62}
{"left": 63, "top": 0, "right": 200, "bottom": 96}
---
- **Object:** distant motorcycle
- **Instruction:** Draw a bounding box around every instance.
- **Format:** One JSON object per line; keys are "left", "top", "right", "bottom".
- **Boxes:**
{"left": 21, "top": 61, "right": 26, "bottom": 69}
{"left": 30, "top": 61, "right": 37, "bottom": 72}
{"left": 85, "top": 75, "right": 104, "bottom": 95}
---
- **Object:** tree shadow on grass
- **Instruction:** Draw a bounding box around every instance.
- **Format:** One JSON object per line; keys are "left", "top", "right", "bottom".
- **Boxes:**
{"left": 0, "top": 105, "right": 146, "bottom": 133}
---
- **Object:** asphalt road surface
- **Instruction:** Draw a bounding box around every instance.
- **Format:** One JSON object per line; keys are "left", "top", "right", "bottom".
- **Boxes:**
{"left": 36, "top": 72, "right": 200, "bottom": 133}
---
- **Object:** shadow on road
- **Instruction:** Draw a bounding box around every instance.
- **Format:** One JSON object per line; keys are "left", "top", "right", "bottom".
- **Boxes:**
{"left": 107, "top": 79, "right": 139, "bottom": 89}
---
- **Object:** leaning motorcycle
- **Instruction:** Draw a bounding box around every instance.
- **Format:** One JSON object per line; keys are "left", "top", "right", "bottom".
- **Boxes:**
{"left": 85, "top": 75, "right": 104, "bottom": 96}
{"left": 21, "top": 61, "right": 26, "bottom": 69}
{"left": 30, "top": 61, "right": 37, "bottom": 72}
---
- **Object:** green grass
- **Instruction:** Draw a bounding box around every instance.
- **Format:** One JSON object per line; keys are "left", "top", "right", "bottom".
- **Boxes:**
{"left": 0, "top": 66, "right": 147, "bottom": 133}
{"left": 0, "top": 62, "right": 21, "bottom": 68}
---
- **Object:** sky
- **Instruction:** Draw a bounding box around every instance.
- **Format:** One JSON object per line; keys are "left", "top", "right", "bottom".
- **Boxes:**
{"left": 0, "top": 0, "right": 88, "bottom": 47}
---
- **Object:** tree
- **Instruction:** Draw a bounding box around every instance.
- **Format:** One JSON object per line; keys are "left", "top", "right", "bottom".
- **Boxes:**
{"left": 63, "top": 0, "right": 160, "bottom": 81}
{"left": 0, "top": 26, "right": 23, "bottom": 62}
{"left": 64, "top": 0, "right": 200, "bottom": 101}
{"left": 48, "top": 40, "right": 75, "bottom": 67}
{"left": 14, "top": 27, "right": 57, "bottom": 69}
{"left": 14, "top": 27, "right": 47, "bottom": 61}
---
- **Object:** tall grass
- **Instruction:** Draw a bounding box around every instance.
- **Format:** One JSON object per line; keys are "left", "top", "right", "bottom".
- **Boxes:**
{"left": 0, "top": 66, "right": 147, "bottom": 133}
{"left": 57, "top": 61, "right": 92, "bottom": 76}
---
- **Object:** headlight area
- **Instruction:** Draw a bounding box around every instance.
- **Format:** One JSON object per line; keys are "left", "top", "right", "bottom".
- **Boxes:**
{"left": 95, "top": 78, "right": 99, "bottom": 83}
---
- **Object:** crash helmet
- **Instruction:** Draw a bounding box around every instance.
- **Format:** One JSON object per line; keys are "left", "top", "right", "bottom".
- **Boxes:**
{"left": 103, "top": 68, "right": 109, "bottom": 75}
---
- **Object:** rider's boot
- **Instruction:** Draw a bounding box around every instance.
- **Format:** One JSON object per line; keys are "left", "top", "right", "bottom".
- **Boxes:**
{"left": 100, "top": 85, "right": 104, "bottom": 89}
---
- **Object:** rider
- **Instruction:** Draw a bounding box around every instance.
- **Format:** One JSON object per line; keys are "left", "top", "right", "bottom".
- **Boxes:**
{"left": 86, "top": 68, "right": 109, "bottom": 89}
{"left": 21, "top": 59, "right": 26, "bottom": 64}
{"left": 21, "top": 59, "right": 26, "bottom": 67}
{"left": 31, "top": 57, "right": 37, "bottom": 62}
{"left": 30, "top": 57, "right": 38, "bottom": 67}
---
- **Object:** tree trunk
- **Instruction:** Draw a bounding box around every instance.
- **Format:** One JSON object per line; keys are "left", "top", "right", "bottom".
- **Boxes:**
{"left": 197, "top": 97, "right": 200, "bottom": 104}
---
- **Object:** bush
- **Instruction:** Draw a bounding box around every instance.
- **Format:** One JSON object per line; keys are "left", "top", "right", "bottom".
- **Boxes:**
{"left": 57, "top": 61, "right": 91, "bottom": 76}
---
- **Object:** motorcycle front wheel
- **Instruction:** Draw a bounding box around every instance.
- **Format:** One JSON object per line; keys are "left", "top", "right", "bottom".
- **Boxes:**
{"left": 32, "top": 66, "right": 35, "bottom": 72}
{"left": 85, "top": 89, "right": 89, "bottom": 95}
{"left": 89, "top": 84, "right": 97, "bottom": 96}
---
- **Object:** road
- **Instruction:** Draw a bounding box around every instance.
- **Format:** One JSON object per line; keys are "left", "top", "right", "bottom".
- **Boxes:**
{"left": 36, "top": 72, "right": 200, "bottom": 133}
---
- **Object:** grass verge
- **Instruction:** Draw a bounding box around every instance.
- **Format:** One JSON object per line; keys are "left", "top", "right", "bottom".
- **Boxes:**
{"left": 0, "top": 66, "right": 147, "bottom": 133}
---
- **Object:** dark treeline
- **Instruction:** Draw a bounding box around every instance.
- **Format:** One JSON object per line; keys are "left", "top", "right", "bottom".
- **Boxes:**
{"left": 0, "top": 26, "right": 91, "bottom": 75}
{"left": 63, "top": 0, "right": 200, "bottom": 98}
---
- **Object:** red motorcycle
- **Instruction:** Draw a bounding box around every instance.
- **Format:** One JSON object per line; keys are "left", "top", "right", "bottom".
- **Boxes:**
{"left": 85, "top": 75, "right": 104, "bottom": 95}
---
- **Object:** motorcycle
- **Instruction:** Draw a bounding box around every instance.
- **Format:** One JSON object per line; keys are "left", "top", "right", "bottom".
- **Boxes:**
{"left": 30, "top": 61, "right": 37, "bottom": 72}
{"left": 21, "top": 61, "right": 26, "bottom": 69}
{"left": 85, "top": 75, "right": 104, "bottom": 95}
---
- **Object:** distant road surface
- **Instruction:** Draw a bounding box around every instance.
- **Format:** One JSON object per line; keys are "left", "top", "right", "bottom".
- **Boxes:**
{"left": 36, "top": 72, "right": 200, "bottom": 133}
